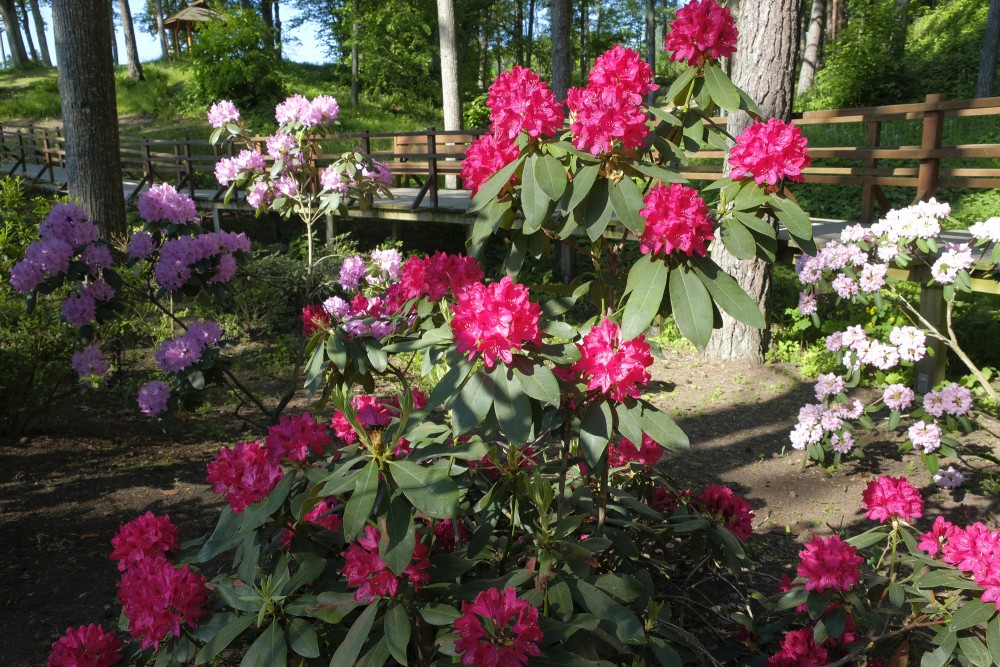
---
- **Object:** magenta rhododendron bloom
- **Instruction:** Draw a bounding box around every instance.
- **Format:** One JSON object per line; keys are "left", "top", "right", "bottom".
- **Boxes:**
{"left": 588, "top": 45, "right": 658, "bottom": 104}
{"left": 862, "top": 475, "right": 924, "bottom": 523}
{"left": 342, "top": 525, "right": 431, "bottom": 603}
{"left": 48, "top": 624, "right": 123, "bottom": 667}
{"left": 433, "top": 519, "right": 470, "bottom": 552}
{"left": 265, "top": 412, "right": 331, "bottom": 462}
{"left": 918, "top": 515, "right": 958, "bottom": 557}
{"left": 728, "top": 118, "right": 811, "bottom": 188}
{"left": 694, "top": 484, "right": 754, "bottom": 541}
{"left": 302, "top": 304, "right": 330, "bottom": 335}
{"left": 566, "top": 84, "right": 650, "bottom": 156}
{"left": 664, "top": 0, "right": 738, "bottom": 66}
{"left": 796, "top": 534, "right": 862, "bottom": 592}
{"left": 330, "top": 390, "right": 427, "bottom": 454}
{"left": 453, "top": 587, "right": 543, "bottom": 667}
{"left": 486, "top": 66, "right": 564, "bottom": 143}
{"left": 460, "top": 132, "right": 520, "bottom": 195}
{"left": 110, "top": 512, "right": 180, "bottom": 571}
{"left": 137, "top": 381, "right": 170, "bottom": 417}
{"left": 138, "top": 183, "right": 199, "bottom": 225}
{"left": 207, "top": 99, "right": 240, "bottom": 128}
{"left": 206, "top": 441, "right": 284, "bottom": 513}
{"left": 571, "top": 318, "right": 653, "bottom": 402}
{"left": 938, "top": 523, "right": 1000, "bottom": 608}
{"left": 117, "top": 557, "right": 207, "bottom": 650}
{"left": 765, "top": 627, "right": 829, "bottom": 667}
{"left": 386, "top": 252, "right": 485, "bottom": 311}
{"left": 609, "top": 433, "right": 663, "bottom": 468}
{"left": 283, "top": 498, "right": 343, "bottom": 549}
{"left": 451, "top": 276, "right": 542, "bottom": 368}
{"left": 638, "top": 183, "right": 715, "bottom": 257}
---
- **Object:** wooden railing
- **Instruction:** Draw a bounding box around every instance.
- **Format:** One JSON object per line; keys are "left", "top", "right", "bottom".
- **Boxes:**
{"left": 2, "top": 94, "right": 999, "bottom": 221}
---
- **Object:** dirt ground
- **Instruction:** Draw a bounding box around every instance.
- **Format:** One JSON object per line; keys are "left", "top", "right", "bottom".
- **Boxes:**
{"left": 1, "top": 346, "right": 998, "bottom": 666}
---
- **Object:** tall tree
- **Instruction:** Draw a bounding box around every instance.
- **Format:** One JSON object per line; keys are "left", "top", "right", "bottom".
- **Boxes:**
{"left": 350, "top": 0, "right": 359, "bottom": 106}
{"left": 109, "top": 2, "right": 118, "bottom": 64}
{"left": 26, "top": 0, "right": 51, "bottom": 66}
{"left": 579, "top": 0, "right": 589, "bottom": 83}
{"left": 645, "top": 0, "right": 655, "bottom": 103}
{"left": 705, "top": 0, "right": 798, "bottom": 363}
{"left": 0, "top": 0, "right": 28, "bottom": 66}
{"left": 550, "top": 0, "right": 570, "bottom": 99}
{"left": 51, "top": 0, "right": 127, "bottom": 241}
{"left": 118, "top": 0, "right": 144, "bottom": 80}
{"left": 797, "top": 0, "right": 826, "bottom": 95}
{"left": 526, "top": 0, "right": 534, "bottom": 67}
{"left": 154, "top": 0, "right": 168, "bottom": 58}
{"left": 437, "top": 0, "right": 460, "bottom": 188}
{"left": 16, "top": 0, "right": 38, "bottom": 61}
{"left": 977, "top": 0, "right": 1000, "bottom": 97}
{"left": 515, "top": 0, "right": 523, "bottom": 65}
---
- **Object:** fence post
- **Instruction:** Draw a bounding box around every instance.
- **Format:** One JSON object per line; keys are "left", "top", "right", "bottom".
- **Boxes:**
{"left": 184, "top": 138, "right": 194, "bottom": 197}
{"left": 916, "top": 93, "right": 945, "bottom": 203}
{"left": 860, "top": 120, "right": 881, "bottom": 224}
{"left": 914, "top": 266, "right": 948, "bottom": 394}
{"left": 427, "top": 126, "right": 438, "bottom": 209}
{"left": 361, "top": 130, "right": 371, "bottom": 156}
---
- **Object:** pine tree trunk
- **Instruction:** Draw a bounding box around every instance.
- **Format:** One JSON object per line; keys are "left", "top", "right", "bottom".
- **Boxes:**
{"left": 118, "top": 0, "right": 143, "bottom": 81}
{"left": 27, "top": 0, "right": 49, "bottom": 65}
{"left": 273, "top": 0, "right": 282, "bottom": 57}
{"left": 550, "top": 0, "right": 570, "bottom": 100}
{"left": 515, "top": 0, "right": 523, "bottom": 66}
{"left": 16, "top": 0, "right": 38, "bottom": 62}
{"left": 704, "top": 0, "right": 798, "bottom": 363}
{"left": 579, "top": 0, "right": 588, "bottom": 83}
{"left": 645, "top": 0, "right": 656, "bottom": 103}
{"left": 350, "top": 0, "right": 359, "bottom": 107}
{"left": 52, "top": 0, "right": 127, "bottom": 242}
{"left": 796, "top": 0, "right": 826, "bottom": 95}
{"left": 526, "top": 0, "right": 534, "bottom": 67}
{"left": 154, "top": 0, "right": 168, "bottom": 58}
{"left": 109, "top": 3, "right": 118, "bottom": 65}
{"left": 0, "top": 0, "right": 28, "bottom": 66}
{"left": 437, "top": 0, "right": 460, "bottom": 188}
{"left": 977, "top": 0, "right": 1000, "bottom": 97}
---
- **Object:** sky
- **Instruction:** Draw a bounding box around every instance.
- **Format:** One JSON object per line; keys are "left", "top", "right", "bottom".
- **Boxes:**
{"left": 9, "top": 1, "right": 327, "bottom": 66}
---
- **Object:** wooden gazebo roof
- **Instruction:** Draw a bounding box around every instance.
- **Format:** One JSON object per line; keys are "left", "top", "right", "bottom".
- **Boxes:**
{"left": 163, "top": 1, "right": 220, "bottom": 56}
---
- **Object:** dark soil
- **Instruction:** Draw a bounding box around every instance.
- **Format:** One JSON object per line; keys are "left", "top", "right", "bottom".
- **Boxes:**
{"left": 1, "top": 346, "right": 998, "bottom": 666}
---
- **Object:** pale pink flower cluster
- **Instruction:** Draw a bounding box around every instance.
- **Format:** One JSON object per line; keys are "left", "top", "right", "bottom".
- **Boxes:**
{"left": 922, "top": 382, "right": 973, "bottom": 418}
{"left": 320, "top": 164, "right": 350, "bottom": 193}
{"left": 882, "top": 383, "right": 915, "bottom": 411}
{"left": 664, "top": 0, "right": 738, "bottom": 66}
{"left": 813, "top": 373, "right": 844, "bottom": 401}
{"left": 919, "top": 518, "right": 1000, "bottom": 609}
{"left": 797, "top": 291, "right": 817, "bottom": 315}
{"left": 214, "top": 149, "right": 267, "bottom": 187}
{"left": 154, "top": 320, "right": 222, "bottom": 374}
{"left": 933, "top": 465, "right": 965, "bottom": 489}
{"left": 571, "top": 318, "right": 654, "bottom": 402}
{"left": 138, "top": 183, "right": 199, "bottom": 225}
{"left": 275, "top": 93, "right": 340, "bottom": 127}
{"left": 888, "top": 326, "right": 926, "bottom": 362}
{"left": 206, "top": 441, "right": 284, "bottom": 513}
{"left": 907, "top": 420, "right": 943, "bottom": 453}
{"left": 869, "top": 198, "right": 948, "bottom": 242}
{"left": 451, "top": 276, "right": 542, "bottom": 368}
{"left": 930, "top": 242, "right": 974, "bottom": 284}
{"left": 969, "top": 216, "right": 1000, "bottom": 243}
{"left": 154, "top": 230, "right": 250, "bottom": 291}
{"left": 71, "top": 345, "right": 111, "bottom": 385}
{"left": 638, "top": 183, "right": 714, "bottom": 257}
{"left": 789, "top": 399, "right": 861, "bottom": 451}
{"left": 207, "top": 100, "right": 240, "bottom": 128}
{"left": 796, "top": 241, "right": 869, "bottom": 287}
{"left": 265, "top": 131, "right": 305, "bottom": 170}
{"left": 728, "top": 119, "right": 811, "bottom": 188}
{"left": 825, "top": 324, "right": 926, "bottom": 372}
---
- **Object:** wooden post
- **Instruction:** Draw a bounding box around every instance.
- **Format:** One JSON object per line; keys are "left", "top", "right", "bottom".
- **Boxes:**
{"left": 558, "top": 241, "right": 575, "bottom": 283}
{"left": 325, "top": 213, "right": 338, "bottom": 248}
{"left": 184, "top": 139, "right": 194, "bottom": 197}
{"left": 361, "top": 130, "right": 371, "bottom": 155}
{"left": 916, "top": 93, "right": 944, "bottom": 203}
{"left": 914, "top": 267, "right": 948, "bottom": 393}
{"left": 860, "top": 120, "right": 881, "bottom": 224}
{"left": 427, "top": 126, "right": 439, "bottom": 209}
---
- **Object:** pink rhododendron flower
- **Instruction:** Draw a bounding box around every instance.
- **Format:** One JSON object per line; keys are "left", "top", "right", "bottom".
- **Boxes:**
{"left": 342, "top": 525, "right": 431, "bottom": 603}
{"left": 451, "top": 276, "right": 542, "bottom": 368}
{"left": 386, "top": 252, "right": 485, "bottom": 311}
{"left": 138, "top": 183, "right": 199, "bottom": 225}
{"left": 433, "top": 519, "right": 470, "bottom": 552}
{"left": 638, "top": 183, "right": 715, "bottom": 257}
{"left": 137, "top": 381, "right": 170, "bottom": 417}
{"left": 918, "top": 516, "right": 958, "bottom": 557}
{"left": 571, "top": 319, "right": 653, "bottom": 402}
{"left": 589, "top": 45, "right": 658, "bottom": 104}
{"left": 486, "top": 66, "right": 564, "bottom": 143}
{"left": 127, "top": 231, "right": 155, "bottom": 260}
{"left": 908, "top": 420, "right": 942, "bottom": 454}
{"left": 882, "top": 383, "right": 915, "bottom": 411}
{"left": 48, "top": 624, "right": 123, "bottom": 667}
{"left": 765, "top": 627, "right": 829, "bottom": 667}
{"left": 728, "top": 119, "right": 811, "bottom": 188}
{"left": 664, "top": 0, "right": 738, "bottom": 66}
{"left": 651, "top": 486, "right": 691, "bottom": 512}
{"left": 567, "top": 83, "right": 650, "bottom": 156}
{"left": 71, "top": 345, "right": 111, "bottom": 384}
{"left": 453, "top": 587, "right": 543, "bottom": 667}
{"left": 265, "top": 412, "right": 331, "bottom": 462}
{"left": 206, "top": 441, "right": 284, "bottom": 513}
{"left": 609, "top": 433, "right": 663, "bottom": 468}
{"left": 460, "top": 132, "right": 520, "bottom": 195}
{"left": 207, "top": 100, "right": 240, "bottom": 128}
{"left": 862, "top": 475, "right": 924, "bottom": 523}
{"left": 694, "top": 484, "right": 754, "bottom": 541}
{"left": 117, "top": 557, "right": 207, "bottom": 650}
{"left": 796, "top": 534, "right": 862, "bottom": 592}
{"left": 330, "top": 390, "right": 427, "bottom": 450}
{"left": 302, "top": 304, "right": 330, "bottom": 335}
{"left": 282, "top": 498, "right": 343, "bottom": 549}
{"left": 61, "top": 291, "right": 97, "bottom": 327}
{"left": 110, "top": 512, "right": 180, "bottom": 571}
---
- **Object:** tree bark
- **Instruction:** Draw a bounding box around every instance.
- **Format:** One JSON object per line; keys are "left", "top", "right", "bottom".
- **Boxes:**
{"left": 890, "top": 0, "right": 908, "bottom": 63}
{"left": 154, "top": 0, "right": 168, "bottom": 58}
{"left": 52, "top": 0, "right": 127, "bottom": 241}
{"left": 16, "top": 0, "right": 38, "bottom": 62}
{"left": 437, "top": 0, "right": 460, "bottom": 131}
{"left": 977, "top": 0, "right": 1000, "bottom": 97}
{"left": 350, "top": 0, "right": 359, "bottom": 107}
{"left": 26, "top": 0, "right": 49, "bottom": 65}
{"left": 550, "top": 0, "right": 570, "bottom": 100}
{"left": 704, "top": 0, "right": 798, "bottom": 363}
{"left": 109, "top": 3, "right": 118, "bottom": 65}
{"left": 526, "top": 0, "right": 534, "bottom": 68}
{"left": 579, "top": 0, "right": 588, "bottom": 83}
{"left": 796, "top": 0, "right": 825, "bottom": 95}
{"left": 273, "top": 0, "right": 282, "bottom": 57}
{"left": 0, "top": 0, "right": 28, "bottom": 66}
{"left": 645, "top": 0, "right": 656, "bottom": 103}
{"left": 515, "top": 0, "right": 523, "bottom": 66}
{"left": 118, "top": 0, "right": 143, "bottom": 80}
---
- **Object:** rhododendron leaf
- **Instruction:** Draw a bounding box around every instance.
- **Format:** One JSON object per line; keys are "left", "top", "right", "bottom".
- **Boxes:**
{"left": 846, "top": 527, "right": 888, "bottom": 548}
{"left": 304, "top": 343, "right": 327, "bottom": 396}
{"left": 610, "top": 176, "right": 645, "bottom": 236}
{"left": 648, "top": 106, "right": 682, "bottom": 126}
{"left": 987, "top": 616, "right": 1000, "bottom": 665}
{"left": 330, "top": 602, "right": 380, "bottom": 666}
{"left": 240, "top": 620, "right": 287, "bottom": 667}
{"left": 504, "top": 230, "right": 529, "bottom": 275}
{"left": 241, "top": 472, "right": 295, "bottom": 533}
{"left": 419, "top": 602, "right": 462, "bottom": 625}
{"left": 285, "top": 554, "right": 327, "bottom": 596}
{"left": 365, "top": 342, "right": 388, "bottom": 373}
{"left": 512, "top": 363, "right": 561, "bottom": 406}
{"left": 669, "top": 267, "right": 713, "bottom": 350}
{"left": 682, "top": 115, "right": 705, "bottom": 152}
{"left": 775, "top": 587, "right": 809, "bottom": 611}
{"left": 622, "top": 255, "right": 669, "bottom": 340}
{"left": 577, "top": 179, "right": 613, "bottom": 241}
{"left": 544, "top": 320, "right": 577, "bottom": 339}
{"left": 287, "top": 618, "right": 320, "bottom": 658}
{"left": 952, "top": 599, "right": 997, "bottom": 631}
{"left": 469, "top": 199, "right": 512, "bottom": 255}
{"left": 580, "top": 400, "right": 613, "bottom": 468}
{"left": 452, "top": 370, "right": 494, "bottom": 434}
{"left": 197, "top": 506, "right": 241, "bottom": 561}
{"left": 384, "top": 601, "right": 411, "bottom": 665}
{"left": 769, "top": 195, "right": 816, "bottom": 254}
{"left": 536, "top": 154, "right": 568, "bottom": 201}
{"left": 639, "top": 401, "right": 689, "bottom": 449}
{"left": 650, "top": 637, "right": 684, "bottom": 667}
{"left": 467, "top": 155, "right": 525, "bottom": 213}
{"left": 960, "top": 636, "right": 993, "bottom": 667}
{"left": 689, "top": 256, "right": 766, "bottom": 329}
{"left": 380, "top": 494, "right": 416, "bottom": 576}
{"left": 732, "top": 183, "right": 770, "bottom": 212}
{"left": 720, "top": 218, "right": 756, "bottom": 261}
{"left": 195, "top": 613, "right": 256, "bottom": 664}
{"left": 492, "top": 366, "right": 533, "bottom": 444}
{"left": 521, "top": 154, "right": 549, "bottom": 233}
{"left": 591, "top": 573, "right": 646, "bottom": 604}
{"left": 389, "top": 460, "right": 460, "bottom": 519}
{"left": 413, "top": 438, "right": 489, "bottom": 461}
{"left": 630, "top": 161, "right": 688, "bottom": 185}
{"left": 888, "top": 581, "right": 905, "bottom": 609}
{"left": 616, "top": 402, "right": 644, "bottom": 446}
{"left": 343, "top": 460, "right": 379, "bottom": 541}
{"left": 562, "top": 163, "right": 600, "bottom": 215}
{"left": 732, "top": 211, "right": 775, "bottom": 237}
{"left": 568, "top": 578, "right": 646, "bottom": 645}
{"left": 296, "top": 592, "right": 361, "bottom": 624}
{"left": 703, "top": 64, "right": 740, "bottom": 112}
{"left": 665, "top": 67, "right": 697, "bottom": 105}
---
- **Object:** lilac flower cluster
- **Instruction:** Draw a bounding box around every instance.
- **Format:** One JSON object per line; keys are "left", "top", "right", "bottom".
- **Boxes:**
{"left": 933, "top": 465, "right": 965, "bottom": 489}
{"left": 930, "top": 243, "right": 974, "bottom": 284}
{"left": 9, "top": 203, "right": 101, "bottom": 293}
{"left": 789, "top": 399, "right": 863, "bottom": 452}
{"left": 207, "top": 100, "right": 240, "bottom": 129}
{"left": 320, "top": 166, "right": 349, "bottom": 194}
{"left": 882, "top": 384, "right": 915, "bottom": 411}
{"left": 154, "top": 320, "right": 222, "bottom": 374}
{"left": 137, "top": 381, "right": 171, "bottom": 417}
{"left": 908, "top": 421, "right": 943, "bottom": 453}
{"left": 274, "top": 94, "right": 340, "bottom": 127}
{"left": 337, "top": 250, "right": 403, "bottom": 291}
{"left": 138, "top": 184, "right": 199, "bottom": 226}
{"left": 825, "top": 324, "right": 925, "bottom": 372}
{"left": 922, "top": 382, "right": 973, "bottom": 418}
{"left": 71, "top": 345, "right": 111, "bottom": 385}
{"left": 214, "top": 149, "right": 267, "bottom": 187}
{"left": 154, "top": 231, "right": 250, "bottom": 291}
